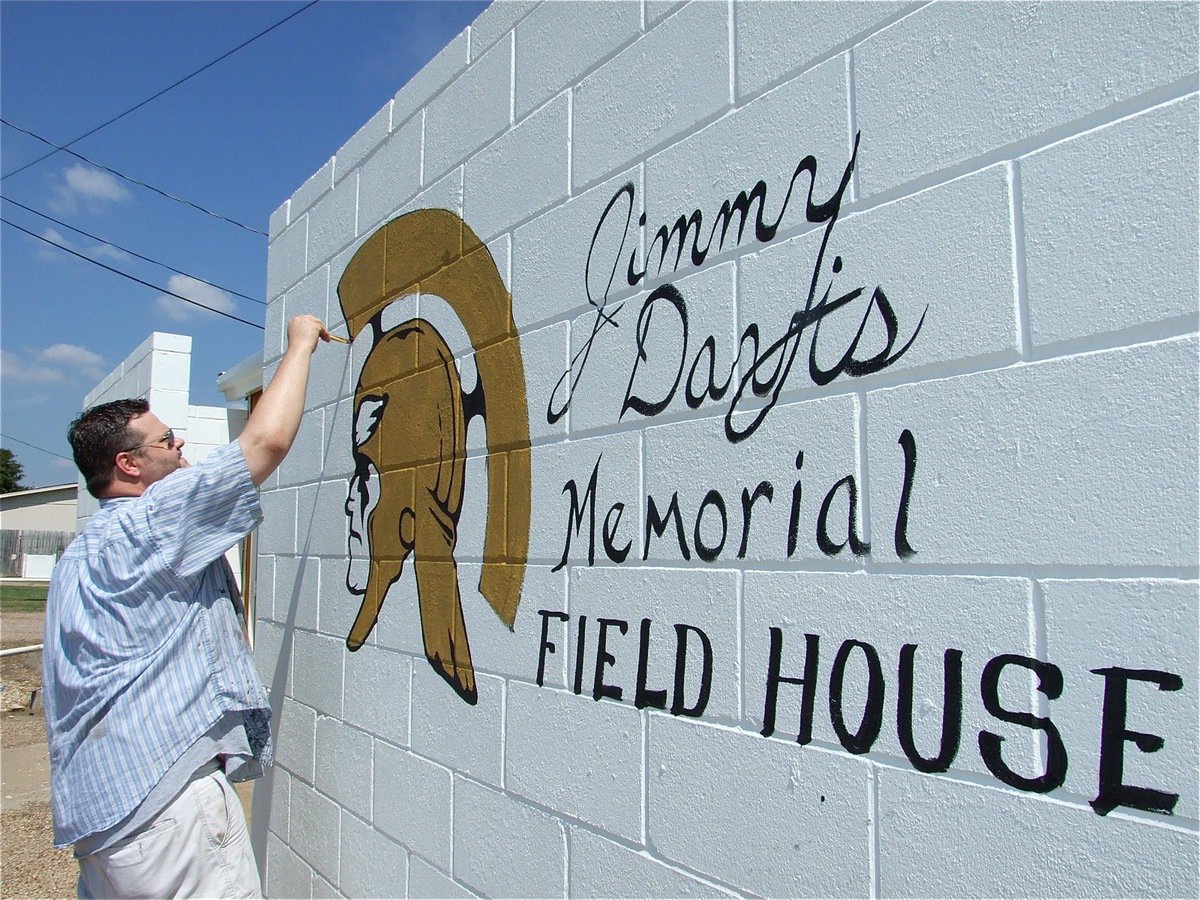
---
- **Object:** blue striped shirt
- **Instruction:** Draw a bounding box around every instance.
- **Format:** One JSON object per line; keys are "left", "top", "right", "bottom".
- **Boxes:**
{"left": 43, "top": 440, "right": 271, "bottom": 847}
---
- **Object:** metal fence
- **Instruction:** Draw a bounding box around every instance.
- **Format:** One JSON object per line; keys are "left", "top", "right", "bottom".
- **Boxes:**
{"left": 0, "top": 529, "right": 74, "bottom": 578}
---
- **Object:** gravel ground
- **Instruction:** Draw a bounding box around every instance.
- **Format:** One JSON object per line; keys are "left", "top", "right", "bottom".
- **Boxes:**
{"left": 1, "top": 611, "right": 45, "bottom": 649}
{"left": 1, "top": 801, "right": 76, "bottom": 899}
{"left": 3, "top": 613, "right": 49, "bottom": 750}
{"left": 1, "top": 611, "right": 78, "bottom": 898}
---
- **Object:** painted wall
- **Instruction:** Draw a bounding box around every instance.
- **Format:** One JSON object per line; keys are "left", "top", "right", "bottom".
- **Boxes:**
{"left": 254, "top": 2, "right": 1199, "bottom": 897}
{"left": 0, "top": 484, "right": 77, "bottom": 532}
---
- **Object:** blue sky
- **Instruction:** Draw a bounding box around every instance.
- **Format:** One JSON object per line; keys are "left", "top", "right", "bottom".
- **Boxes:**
{"left": 1, "top": 0, "right": 487, "bottom": 487}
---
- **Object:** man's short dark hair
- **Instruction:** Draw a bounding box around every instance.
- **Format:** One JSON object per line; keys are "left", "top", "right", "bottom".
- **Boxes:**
{"left": 68, "top": 399, "right": 149, "bottom": 498}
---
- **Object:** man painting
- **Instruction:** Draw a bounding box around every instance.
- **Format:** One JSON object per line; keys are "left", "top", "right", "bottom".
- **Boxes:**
{"left": 43, "top": 315, "right": 332, "bottom": 898}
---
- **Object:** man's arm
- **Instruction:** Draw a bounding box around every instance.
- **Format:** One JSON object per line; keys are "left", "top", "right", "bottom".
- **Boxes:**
{"left": 239, "top": 315, "right": 332, "bottom": 485}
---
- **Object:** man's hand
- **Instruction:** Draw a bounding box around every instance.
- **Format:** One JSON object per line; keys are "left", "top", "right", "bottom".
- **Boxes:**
{"left": 287, "top": 314, "right": 333, "bottom": 355}
{"left": 239, "top": 315, "right": 335, "bottom": 484}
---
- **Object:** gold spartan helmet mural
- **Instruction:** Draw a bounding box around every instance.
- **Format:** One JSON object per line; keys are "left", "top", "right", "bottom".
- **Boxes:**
{"left": 337, "top": 209, "right": 531, "bottom": 705}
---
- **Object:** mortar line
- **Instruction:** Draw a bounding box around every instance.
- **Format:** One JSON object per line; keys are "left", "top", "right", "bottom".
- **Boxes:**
{"left": 447, "top": 771, "right": 456, "bottom": 887}
{"left": 1009, "top": 159, "right": 1033, "bottom": 360}
{"left": 847, "top": 47, "right": 859, "bottom": 204}
{"left": 727, "top": 0, "right": 736, "bottom": 104}
{"left": 642, "top": 704, "right": 650, "bottom": 847}
{"left": 857, "top": 388, "right": 872, "bottom": 553}
{"left": 562, "top": 820, "right": 570, "bottom": 896}
{"left": 508, "top": 31, "right": 516, "bottom": 126}
{"left": 406, "top": 655, "right": 414, "bottom": 749}
{"left": 736, "top": 568, "right": 745, "bottom": 723}
{"left": 869, "top": 764, "right": 881, "bottom": 899}
{"left": 1031, "top": 578, "right": 1050, "bottom": 770}
{"left": 566, "top": 87, "right": 574, "bottom": 198}
{"left": 417, "top": 108, "right": 426, "bottom": 189}
{"left": 499, "top": 676, "right": 507, "bottom": 791}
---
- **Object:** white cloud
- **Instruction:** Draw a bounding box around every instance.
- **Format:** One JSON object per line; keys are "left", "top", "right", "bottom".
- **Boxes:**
{"left": 41, "top": 343, "right": 107, "bottom": 377}
{"left": 0, "top": 343, "right": 108, "bottom": 385}
{"left": 155, "top": 274, "right": 235, "bottom": 322}
{"left": 65, "top": 165, "right": 128, "bottom": 202}
{"left": 32, "top": 226, "right": 127, "bottom": 265}
{"left": 88, "top": 242, "right": 129, "bottom": 263}
{"left": 35, "top": 227, "right": 70, "bottom": 260}
{"left": 49, "top": 164, "right": 130, "bottom": 213}
{"left": 0, "top": 349, "right": 62, "bottom": 384}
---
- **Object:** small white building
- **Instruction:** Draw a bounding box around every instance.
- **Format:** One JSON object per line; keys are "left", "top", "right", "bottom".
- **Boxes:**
{"left": 0, "top": 482, "right": 79, "bottom": 578}
{"left": 0, "top": 483, "right": 78, "bottom": 533}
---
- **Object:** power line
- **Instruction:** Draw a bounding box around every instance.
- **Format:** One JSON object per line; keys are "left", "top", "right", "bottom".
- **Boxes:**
{"left": 0, "top": 119, "right": 267, "bottom": 237}
{"left": 2, "top": 216, "right": 264, "bottom": 330}
{"left": 1, "top": 0, "right": 320, "bottom": 181}
{"left": 0, "top": 433, "right": 73, "bottom": 463}
{"left": 2, "top": 195, "right": 265, "bottom": 306}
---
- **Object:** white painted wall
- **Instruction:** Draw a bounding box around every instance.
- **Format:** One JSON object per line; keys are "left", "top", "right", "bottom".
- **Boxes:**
{"left": 0, "top": 484, "right": 77, "bottom": 532}
{"left": 256, "top": 2, "right": 1199, "bottom": 897}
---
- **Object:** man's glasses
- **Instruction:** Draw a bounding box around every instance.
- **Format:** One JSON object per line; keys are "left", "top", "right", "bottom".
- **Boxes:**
{"left": 122, "top": 428, "right": 176, "bottom": 454}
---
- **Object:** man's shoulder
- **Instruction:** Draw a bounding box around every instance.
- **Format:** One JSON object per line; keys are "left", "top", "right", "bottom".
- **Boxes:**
{"left": 138, "top": 440, "right": 261, "bottom": 571}
{"left": 146, "top": 441, "right": 251, "bottom": 503}
{"left": 76, "top": 498, "right": 138, "bottom": 542}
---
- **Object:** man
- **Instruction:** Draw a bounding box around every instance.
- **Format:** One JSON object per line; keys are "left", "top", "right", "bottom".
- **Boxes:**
{"left": 43, "top": 315, "right": 332, "bottom": 898}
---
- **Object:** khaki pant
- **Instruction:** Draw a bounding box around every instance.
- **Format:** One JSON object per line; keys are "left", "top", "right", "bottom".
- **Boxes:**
{"left": 77, "top": 771, "right": 261, "bottom": 899}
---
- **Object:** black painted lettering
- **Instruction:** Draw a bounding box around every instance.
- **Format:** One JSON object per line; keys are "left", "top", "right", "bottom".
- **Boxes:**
{"left": 685, "top": 335, "right": 733, "bottom": 409}
{"left": 671, "top": 624, "right": 713, "bottom": 718}
{"left": 693, "top": 489, "right": 728, "bottom": 563}
{"left": 762, "top": 628, "right": 820, "bottom": 744}
{"left": 816, "top": 475, "right": 869, "bottom": 557}
{"left": 737, "top": 481, "right": 774, "bottom": 559}
{"left": 828, "top": 639, "right": 885, "bottom": 754}
{"left": 644, "top": 492, "right": 691, "bottom": 560}
{"left": 554, "top": 457, "right": 600, "bottom": 572}
{"left": 572, "top": 615, "right": 588, "bottom": 695}
{"left": 536, "top": 609, "right": 569, "bottom": 688}
{"left": 602, "top": 502, "right": 632, "bottom": 564}
{"left": 787, "top": 451, "right": 804, "bottom": 558}
{"left": 724, "top": 134, "right": 860, "bottom": 443}
{"left": 588, "top": 182, "right": 636, "bottom": 300}
{"left": 593, "top": 617, "right": 628, "bottom": 702}
{"left": 978, "top": 654, "right": 1068, "bottom": 793}
{"left": 808, "top": 285, "right": 925, "bottom": 387}
{"left": 894, "top": 429, "right": 917, "bottom": 559}
{"left": 555, "top": 133, "right": 927, "bottom": 437}
{"left": 897, "top": 643, "right": 963, "bottom": 773}
{"left": 546, "top": 185, "right": 632, "bottom": 425}
{"left": 621, "top": 285, "right": 687, "bottom": 420}
{"left": 1089, "top": 666, "right": 1184, "bottom": 816}
{"left": 648, "top": 211, "right": 707, "bottom": 278}
{"left": 635, "top": 618, "right": 668, "bottom": 710}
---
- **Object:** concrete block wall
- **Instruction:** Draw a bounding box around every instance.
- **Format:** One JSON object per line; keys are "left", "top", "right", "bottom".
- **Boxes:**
{"left": 256, "top": 2, "right": 1199, "bottom": 897}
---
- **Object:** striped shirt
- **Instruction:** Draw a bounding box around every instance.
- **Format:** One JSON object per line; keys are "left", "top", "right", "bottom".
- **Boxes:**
{"left": 43, "top": 440, "right": 271, "bottom": 847}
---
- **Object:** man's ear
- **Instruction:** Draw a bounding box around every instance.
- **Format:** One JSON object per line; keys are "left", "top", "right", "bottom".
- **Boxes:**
{"left": 113, "top": 450, "right": 141, "bottom": 479}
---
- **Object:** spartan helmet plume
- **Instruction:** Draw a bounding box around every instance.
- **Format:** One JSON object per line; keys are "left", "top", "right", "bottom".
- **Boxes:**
{"left": 338, "top": 209, "right": 531, "bottom": 705}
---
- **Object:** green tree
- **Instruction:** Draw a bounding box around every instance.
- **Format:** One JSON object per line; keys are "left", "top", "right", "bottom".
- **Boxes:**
{"left": 0, "top": 448, "right": 26, "bottom": 492}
